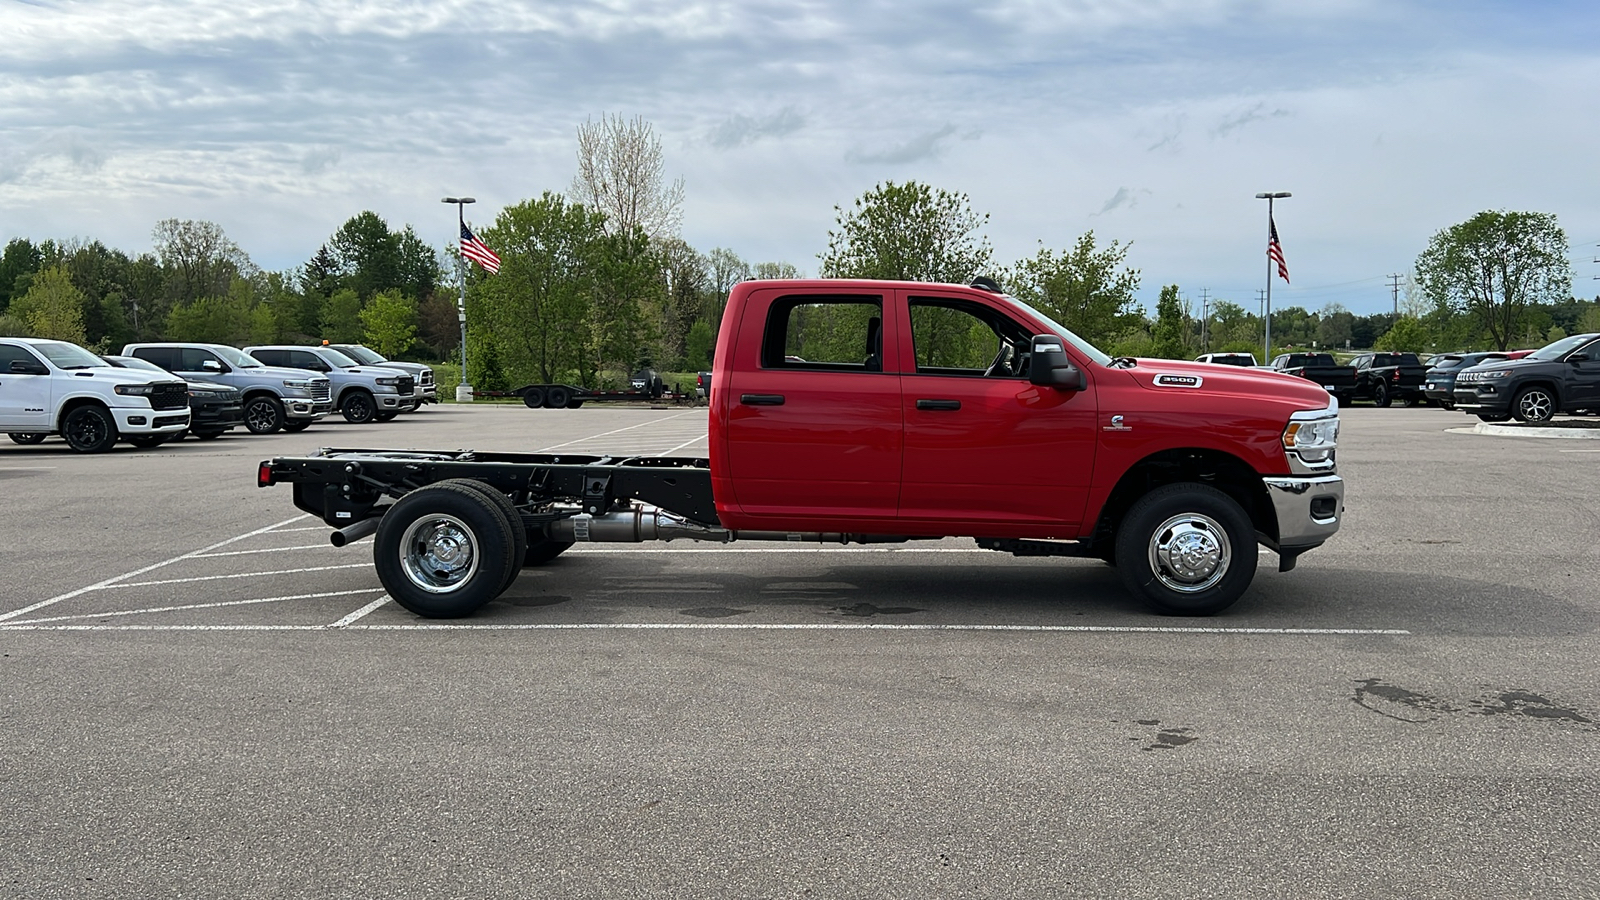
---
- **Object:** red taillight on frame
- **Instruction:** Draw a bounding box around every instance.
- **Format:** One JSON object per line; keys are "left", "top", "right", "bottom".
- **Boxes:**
{"left": 258, "top": 463, "right": 275, "bottom": 487}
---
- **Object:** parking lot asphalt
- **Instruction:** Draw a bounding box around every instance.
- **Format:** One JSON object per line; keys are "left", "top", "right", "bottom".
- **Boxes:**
{"left": 2, "top": 403, "right": 1597, "bottom": 898}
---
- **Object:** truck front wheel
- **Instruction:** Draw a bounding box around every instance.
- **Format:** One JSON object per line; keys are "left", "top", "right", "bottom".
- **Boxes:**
{"left": 244, "top": 396, "right": 285, "bottom": 434}
{"left": 341, "top": 390, "right": 376, "bottom": 424}
{"left": 62, "top": 405, "right": 119, "bottom": 453}
{"left": 374, "top": 483, "right": 517, "bottom": 618}
{"left": 1114, "top": 483, "right": 1258, "bottom": 616}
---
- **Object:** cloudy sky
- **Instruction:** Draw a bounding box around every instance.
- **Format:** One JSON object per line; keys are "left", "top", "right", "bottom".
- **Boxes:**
{"left": 4, "top": 0, "right": 1598, "bottom": 315}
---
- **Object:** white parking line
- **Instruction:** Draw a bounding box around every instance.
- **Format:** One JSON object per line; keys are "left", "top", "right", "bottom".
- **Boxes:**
{"left": 659, "top": 435, "right": 708, "bottom": 455}
{"left": 190, "top": 544, "right": 335, "bottom": 558}
{"left": 0, "top": 513, "right": 310, "bottom": 623}
{"left": 535, "top": 410, "right": 703, "bottom": 453}
{"left": 3, "top": 589, "right": 386, "bottom": 626}
{"left": 330, "top": 595, "right": 391, "bottom": 627}
{"left": 106, "top": 564, "right": 373, "bottom": 589}
{"left": 0, "top": 622, "right": 1412, "bottom": 634}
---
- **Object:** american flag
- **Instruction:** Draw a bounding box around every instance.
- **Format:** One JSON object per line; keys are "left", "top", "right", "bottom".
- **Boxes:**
{"left": 1268, "top": 215, "right": 1289, "bottom": 283}
{"left": 460, "top": 223, "right": 501, "bottom": 274}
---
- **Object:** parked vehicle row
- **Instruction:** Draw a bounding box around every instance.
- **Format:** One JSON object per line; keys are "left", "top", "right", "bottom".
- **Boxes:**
{"left": 2, "top": 337, "right": 436, "bottom": 452}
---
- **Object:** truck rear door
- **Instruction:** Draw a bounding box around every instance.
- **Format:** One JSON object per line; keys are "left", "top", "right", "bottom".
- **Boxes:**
{"left": 720, "top": 289, "right": 903, "bottom": 519}
{"left": 893, "top": 289, "right": 1098, "bottom": 531}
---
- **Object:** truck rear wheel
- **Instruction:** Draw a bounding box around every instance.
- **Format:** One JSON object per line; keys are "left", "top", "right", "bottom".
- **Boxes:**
{"left": 8, "top": 432, "right": 47, "bottom": 445}
{"left": 373, "top": 483, "right": 517, "bottom": 618}
{"left": 437, "top": 479, "right": 528, "bottom": 594}
{"left": 1372, "top": 381, "right": 1390, "bottom": 408}
{"left": 62, "top": 405, "right": 119, "bottom": 453}
{"left": 1114, "top": 483, "right": 1257, "bottom": 616}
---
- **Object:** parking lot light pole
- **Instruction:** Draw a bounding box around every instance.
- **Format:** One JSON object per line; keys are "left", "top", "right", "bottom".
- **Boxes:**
{"left": 1255, "top": 191, "right": 1290, "bottom": 364}
{"left": 442, "top": 196, "right": 475, "bottom": 402}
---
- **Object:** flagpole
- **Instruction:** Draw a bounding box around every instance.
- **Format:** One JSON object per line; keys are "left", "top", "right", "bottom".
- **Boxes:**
{"left": 442, "top": 196, "right": 476, "bottom": 401}
{"left": 1255, "top": 191, "right": 1290, "bottom": 364}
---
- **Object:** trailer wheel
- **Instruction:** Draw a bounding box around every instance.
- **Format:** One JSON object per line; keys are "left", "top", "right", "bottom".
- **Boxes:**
{"left": 1114, "top": 483, "right": 1257, "bottom": 616}
{"left": 524, "top": 538, "right": 574, "bottom": 567}
{"left": 566, "top": 399, "right": 584, "bottom": 409}
{"left": 545, "top": 386, "right": 571, "bottom": 409}
{"left": 437, "top": 479, "right": 528, "bottom": 594}
{"left": 373, "top": 482, "right": 517, "bottom": 618}
{"left": 522, "top": 387, "right": 545, "bottom": 409}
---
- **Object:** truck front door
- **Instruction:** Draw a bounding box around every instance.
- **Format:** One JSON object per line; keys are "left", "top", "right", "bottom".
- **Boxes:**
{"left": 721, "top": 291, "right": 902, "bottom": 519}
{"left": 894, "top": 291, "right": 1098, "bottom": 531}
{"left": 1565, "top": 337, "right": 1600, "bottom": 408}
{"left": 0, "top": 343, "right": 52, "bottom": 430}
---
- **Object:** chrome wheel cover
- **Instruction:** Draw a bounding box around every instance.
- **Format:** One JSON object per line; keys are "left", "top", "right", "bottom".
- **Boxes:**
{"left": 398, "top": 514, "right": 480, "bottom": 594}
{"left": 1147, "top": 512, "right": 1231, "bottom": 594}
{"left": 1519, "top": 390, "right": 1553, "bottom": 422}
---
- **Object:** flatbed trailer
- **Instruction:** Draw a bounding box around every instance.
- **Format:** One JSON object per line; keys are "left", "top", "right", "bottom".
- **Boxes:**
{"left": 486, "top": 383, "right": 695, "bottom": 409}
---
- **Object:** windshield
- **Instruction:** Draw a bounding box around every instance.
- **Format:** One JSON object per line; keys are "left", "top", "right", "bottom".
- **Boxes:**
{"left": 215, "top": 346, "right": 263, "bottom": 368}
{"left": 1528, "top": 333, "right": 1598, "bottom": 361}
{"left": 104, "top": 355, "right": 168, "bottom": 373}
{"left": 320, "top": 348, "right": 361, "bottom": 368}
{"left": 33, "top": 341, "right": 110, "bottom": 370}
{"left": 336, "top": 345, "right": 384, "bottom": 365}
{"left": 999, "top": 295, "right": 1114, "bottom": 367}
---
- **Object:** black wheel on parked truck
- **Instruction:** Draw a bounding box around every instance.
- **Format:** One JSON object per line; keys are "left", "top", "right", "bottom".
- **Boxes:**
{"left": 522, "top": 387, "right": 545, "bottom": 409}
{"left": 282, "top": 419, "right": 312, "bottom": 432}
{"left": 545, "top": 386, "right": 571, "bottom": 409}
{"left": 8, "top": 432, "right": 47, "bottom": 445}
{"left": 244, "top": 395, "right": 285, "bottom": 434}
{"left": 341, "top": 389, "right": 376, "bottom": 424}
{"left": 62, "top": 404, "right": 119, "bottom": 453}
{"left": 127, "top": 434, "right": 170, "bottom": 449}
{"left": 437, "top": 479, "right": 528, "bottom": 594}
{"left": 1372, "top": 380, "right": 1390, "bottom": 408}
{"left": 1114, "top": 483, "right": 1258, "bottom": 616}
{"left": 373, "top": 482, "right": 517, "bottom": 618}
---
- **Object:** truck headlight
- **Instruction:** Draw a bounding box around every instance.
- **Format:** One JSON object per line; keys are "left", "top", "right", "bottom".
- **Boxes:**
{"left": 374, "top": 377, "right": 400, "bottom": 386}
{"left": 281, "top": 379, "right": 313, "bottom": 396}
{"left": 1283, "top": 416, "right": 1340, "bottom": 462}
{"left": 114, "top": 384, "right": 154, "bottom": 396}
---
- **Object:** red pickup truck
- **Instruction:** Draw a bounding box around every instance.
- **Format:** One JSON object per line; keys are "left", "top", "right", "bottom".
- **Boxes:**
{"left": 260, "top": 278, "right": 1345, "bottom": 618}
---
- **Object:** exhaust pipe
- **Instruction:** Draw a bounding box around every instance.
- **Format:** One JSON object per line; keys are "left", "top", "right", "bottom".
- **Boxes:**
{"left": 544, "top": 505, "right": 911, "bottom": 546}
{"left": 330, "top": 517, "right": 381, "bottom": 547}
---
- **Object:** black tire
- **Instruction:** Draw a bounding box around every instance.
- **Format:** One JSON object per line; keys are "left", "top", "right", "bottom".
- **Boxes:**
{"left": 194, "top": 430, "right": 225, "bottom": 440}
{"left": 341, "top": 390, "right": 376, "bottom": 424}
{"left": 243, "top": 395, "right": 285, "bottom": 434}
{"left": 372, "top": 482, "right": 517, "bottom": 618}
{"left": 525, "top": 537, "right": 575, "bottom": 567}
{"left": 1114, "top": 483, "right": 1258, "bottom": 616}
{"left": 522, "top": 387, "right": 545, "bottom": 409}
{"left": 62, "top": 405, "right": 119, "bottom": 453}
{"left": 1477, "top": 413, "right": 1511, "bottom": 423}
{"left": 374, "top": 411, "right": 398, "bottom": 422}
{"left": 1372, "top": 380, "right": 1391, "bottom": 408}
{"left": 566, "top": 399, "right": 584, "bottom": 409}
{"left": 545, "top": 386, "right": 571, "bottom": 409}
{"left": 8, "top": 432, "right": 47, "bottom": 445}
{"left": 1441, "top": 398, "right": 1455, "bottom": 411}
{"left": 127, "top": 434, "right": 170, "bottom": 449}
{"left": 1512, "top": 386, "right": 1556, "bottom": 424}
{"left": 282, "top": 419, "right": 312, "bottom": 432}
{"left": 437, "top": 479, "right": 528, "bottom": 595}
{"left": 1335, "top": 393, "right": 1353, "bottom": 408}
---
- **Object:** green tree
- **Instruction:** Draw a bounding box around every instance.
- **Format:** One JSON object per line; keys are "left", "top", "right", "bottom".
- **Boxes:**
{"left": 360, "top": 290, "right": 418, "bottom": 358}
{"left": 1415, "top": 210, "right": 1571, "bottom": 351}
{"left": 1317, "top": 303, "right": 1353, "bottom": 350}
{"left": 12, "top": 266, "right": 87, "bottom": 343}
{"left": 1149, "top": 285, "right": 1188, "bottom": 358}
{"left": 1008, "top": 231, "right": 1141, "bottom": 349}
{"left": 1373, "top": 316, "right": 1428, "bottom": 352}
{"left": 320, "top": 289, "right": 365, "bottom": 343}
{"left": 684, "top": 318, "right": 715, "bottom": 369}
{"left": 820, "top": 181, "right": 993, "bottom": 283}
{"left": 330, "top": 211, "right": 401, "bottom": 300}
{"left": 0, "top": 238, "right": 44, "bottom": 313}
{"left": 152, "top": 219, "right": 254, "bottom": 306}
{"left": 165, "top": 279, "right": 275, "bottom": 345}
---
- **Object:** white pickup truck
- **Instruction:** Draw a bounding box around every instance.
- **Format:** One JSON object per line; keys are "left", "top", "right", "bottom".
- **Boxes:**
{"left": 1, "top": 337, "right": 191, "bottom": 452}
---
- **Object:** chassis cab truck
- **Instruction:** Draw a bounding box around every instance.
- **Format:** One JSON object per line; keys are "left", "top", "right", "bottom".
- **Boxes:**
{"left": 259, "top": 279, "right": 1345, "bottom": 617}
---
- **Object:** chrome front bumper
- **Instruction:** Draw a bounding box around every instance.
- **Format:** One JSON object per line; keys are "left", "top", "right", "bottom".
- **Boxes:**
{"left": 1261, "top": 474, "right": 1344, "bottom": 569}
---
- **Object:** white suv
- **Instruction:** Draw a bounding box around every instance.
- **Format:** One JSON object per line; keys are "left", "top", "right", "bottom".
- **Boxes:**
{"left": 1, "top": 338, "right": 190, "bottom": 452}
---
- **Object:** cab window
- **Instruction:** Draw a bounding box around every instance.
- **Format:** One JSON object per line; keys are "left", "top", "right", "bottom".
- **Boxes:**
{"left": 761, "top": 296, "right": 884, "bottom": 372}
{"left": 0, "top": 343, "right": 42, "bottom": 371}
{"left": 180, "top": 347, "right": 219, "bottom": 370}
{"left": 908, "top": 297, "right": 1032, "bottom": 378}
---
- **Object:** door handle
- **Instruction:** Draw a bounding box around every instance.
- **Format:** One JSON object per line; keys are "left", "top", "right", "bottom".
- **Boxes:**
{"left": 916, "top": 399, "right": 961, "bottom": 411}
{"left": 740, "top": 393, "right": 785, "bottom": 406}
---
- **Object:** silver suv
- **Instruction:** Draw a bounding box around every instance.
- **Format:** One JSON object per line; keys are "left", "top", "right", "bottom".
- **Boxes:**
{"left": 245, "top": 345, "right": 418, "bottom": 423}
{"left": 121, "top": 342, "right": 332, "bottom": 434}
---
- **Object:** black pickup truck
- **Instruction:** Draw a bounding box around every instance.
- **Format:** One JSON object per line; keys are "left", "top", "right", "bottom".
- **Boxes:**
{"left": 1453, "top": 333, "right": 1600, "bottom": 422}
{"left": 1350, "top": 352, "right": 1427, "bottom": 407}
{"left": 1268, "top": 353, "right": 1357, "bottom": 405}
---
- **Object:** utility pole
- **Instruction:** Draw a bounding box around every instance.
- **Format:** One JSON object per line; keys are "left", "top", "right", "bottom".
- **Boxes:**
{"left": 1388, "top": 273, "right": 1403, "bottom": 318}
{"left": 1199, "top": 288, "right": 1211, "bottom": 354}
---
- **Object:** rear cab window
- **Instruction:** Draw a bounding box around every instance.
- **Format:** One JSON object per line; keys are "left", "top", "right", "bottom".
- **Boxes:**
{"left": 761, "top": 296, "right": 886, "bottom": 373}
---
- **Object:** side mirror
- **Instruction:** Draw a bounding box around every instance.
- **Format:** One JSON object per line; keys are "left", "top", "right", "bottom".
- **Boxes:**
{"left": 201, "top": 359, "right": 224, "bottom": 373}
{"left": 1569, "top": 353, "right": 1589, "bottom": 364}
{"left": 9, "top": 359, "right": 48, "bottom": 375}
{"left": 1028, "top": 335, "right": 1087, "bottom": 391}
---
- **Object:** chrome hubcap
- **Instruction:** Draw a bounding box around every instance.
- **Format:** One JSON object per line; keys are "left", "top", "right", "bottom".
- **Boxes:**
{"left": 1148, "top": 513, "right": 1231, "bottom": 593}
{"left": 399, "top": 514, "right": 479, "bottom": 593}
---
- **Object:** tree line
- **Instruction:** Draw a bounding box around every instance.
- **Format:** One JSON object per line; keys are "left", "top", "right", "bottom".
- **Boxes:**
{"left": 2, "top": 115, "right": 1592, "bottom": 389}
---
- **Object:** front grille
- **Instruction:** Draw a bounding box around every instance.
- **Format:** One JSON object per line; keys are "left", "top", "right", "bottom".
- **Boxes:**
{"left": 154, "top": 415, "right": 188, "bottom": 427}
{"left": 150, "top": 382, "right": 189, "bottom": 410}
{"left": 310, "top": 379, "right": 332, "bottom": 402}
{"left": 396, "top": 376, "right": 415, "bottom": 395}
